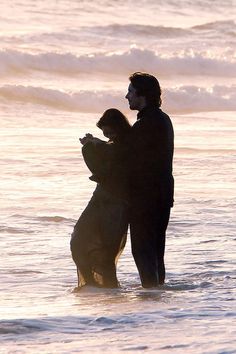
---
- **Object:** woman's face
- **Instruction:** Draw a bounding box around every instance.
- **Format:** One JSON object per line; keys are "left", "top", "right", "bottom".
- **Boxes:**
{"left": 101, "top": 125, "right": 117, "bottom": 141}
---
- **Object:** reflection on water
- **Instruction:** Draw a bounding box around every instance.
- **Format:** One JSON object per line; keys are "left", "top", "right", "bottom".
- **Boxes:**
{"left": 1, "top": 113, "right": 235, "bottom": 352}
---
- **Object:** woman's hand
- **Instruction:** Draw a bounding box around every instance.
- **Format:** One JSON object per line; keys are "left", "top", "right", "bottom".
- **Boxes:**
{"left": 79, "top": 134, "right": 103, "bottom": 145}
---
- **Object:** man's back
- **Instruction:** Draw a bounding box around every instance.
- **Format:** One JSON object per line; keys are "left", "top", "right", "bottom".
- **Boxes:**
{"left": 125, "top": 71, "right": 174, "bottom": 287}
{"left": 128, "top": 105, "right": 174, "bottom": 209}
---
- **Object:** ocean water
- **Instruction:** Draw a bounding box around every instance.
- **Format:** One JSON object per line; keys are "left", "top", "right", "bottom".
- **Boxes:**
{"left": 0, "top": 0, "right": 236, "bottom": 353}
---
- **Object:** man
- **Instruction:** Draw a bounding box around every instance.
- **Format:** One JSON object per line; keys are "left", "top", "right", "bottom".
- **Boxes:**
{"left": 125, "top": 72, "right": 174, "bottom": 288}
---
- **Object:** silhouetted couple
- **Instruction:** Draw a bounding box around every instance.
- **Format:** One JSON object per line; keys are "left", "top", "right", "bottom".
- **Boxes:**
{"left": 70, "top": 72, "right": 174, "bottom": 289}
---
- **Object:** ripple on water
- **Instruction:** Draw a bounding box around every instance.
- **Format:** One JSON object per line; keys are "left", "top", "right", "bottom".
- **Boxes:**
{"left": 0, "top": 226, "right": 34, "bottom": 234}
{"left": 122, "top": 345, "right": 149, "bottom": 351}
{"left": 0, "top": 320, "right": 47, "bottom": 335}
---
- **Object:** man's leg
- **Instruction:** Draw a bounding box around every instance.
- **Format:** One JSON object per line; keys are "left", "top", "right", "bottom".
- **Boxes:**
{"left": 130, "top": 210, "right": 158, "bottom": 288}
{"left": 130, "top": 206, "right": 171, "bottom": 287}
{"left": 155, "top": 207, "right": 171, "bottom": 285}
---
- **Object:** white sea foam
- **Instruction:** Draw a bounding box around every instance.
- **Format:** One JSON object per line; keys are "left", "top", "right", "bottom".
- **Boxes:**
{"left": 0, "top": 84, "right": 235, "bottom": 113}
{"left": 0, "top": 48, "right": 235, "bottom": 77}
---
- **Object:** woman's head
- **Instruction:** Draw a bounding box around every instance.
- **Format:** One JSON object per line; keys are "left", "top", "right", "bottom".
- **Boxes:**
{"left": 97, "top": 109, "right": 131, "bottom": 141}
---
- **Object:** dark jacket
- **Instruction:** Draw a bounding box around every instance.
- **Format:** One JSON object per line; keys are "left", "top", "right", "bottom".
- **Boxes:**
{"left": 128, "top": 105, "right": 174, "bottom": 209}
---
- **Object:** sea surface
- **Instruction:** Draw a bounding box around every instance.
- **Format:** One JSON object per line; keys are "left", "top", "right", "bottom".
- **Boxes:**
{"left": 0, "top": 0, "right": 236, "bottom": 353}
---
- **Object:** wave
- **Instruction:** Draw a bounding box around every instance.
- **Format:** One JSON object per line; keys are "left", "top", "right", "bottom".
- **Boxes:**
{"left": 34, "top": 215, "right": 75, "bottom": 223}
{"left": 0, "top": 320, "right": 46, "bottom": 335}
{"left": 89, "top": 20, "right": 236, "bottom": 38}
{"left": 0, "top": 25, "right": 186, "bottom": 44}
{"left": 176, "top": 147, "right": 236, "bottom": 154}
{"left": 9, "top": 214, "right": 75, "bottom": 223}
{"left": 192, "top": 19, "right": 236, "bottom": 32}
{"left": 0, "top": 84, "right": 235, "bottom": 114}
{"left": 0, "top": 48, "right": 235, "bottom": 77}
{"left": 0, "top": 226, "right": 33, "bottom": 234}
{"left": 165, "top": 85, "right": 236, "bottom": 113}
{"left": 0, "top": 84, "right": 122, "bottom": 112}
{"left": 87, "top": 23, "right": 190, "bottom": 38}
{"left": 1, "top": 20, "right": 234, "bottom": 42}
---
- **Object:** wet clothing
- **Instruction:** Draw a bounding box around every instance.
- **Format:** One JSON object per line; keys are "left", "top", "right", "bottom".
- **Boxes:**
{"left": 128, "top": 105, "right": 174, "bottom": 287}
{"left": 70, "top": 140, "right": 129, "bottom": 288}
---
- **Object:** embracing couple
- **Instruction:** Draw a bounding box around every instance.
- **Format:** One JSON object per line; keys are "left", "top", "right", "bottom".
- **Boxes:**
{"left": 70, "top": 72, "right": 174, "bottom": 289}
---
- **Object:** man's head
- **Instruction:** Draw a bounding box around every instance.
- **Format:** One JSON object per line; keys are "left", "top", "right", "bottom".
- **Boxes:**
{"left": 125, "top": 72, "right": 162, "bottom": 111}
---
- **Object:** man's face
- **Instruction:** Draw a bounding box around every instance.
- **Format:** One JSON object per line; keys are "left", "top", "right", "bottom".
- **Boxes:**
{"left": 125, "top": 83, "right": 145, "bottom": 111}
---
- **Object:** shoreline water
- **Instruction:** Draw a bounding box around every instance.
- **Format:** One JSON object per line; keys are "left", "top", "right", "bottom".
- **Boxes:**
{"left": 1, "top": 110, "right": 235, "bottom": 352}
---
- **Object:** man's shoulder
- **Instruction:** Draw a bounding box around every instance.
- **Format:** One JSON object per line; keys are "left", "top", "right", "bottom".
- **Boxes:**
{"left": 136, "top": 107, "right": 172, "bottom": 126}
{"left": 149, "top": 107, "right": 171, "bottom": 120}
{"left": 149, "top": 108, "right": 173, "bottom": 130}
{"left": 138, "top": 106, "right": 170, "bottom": 119}
{"left": 131, "top": 107, "right": 173, "bottom": 141}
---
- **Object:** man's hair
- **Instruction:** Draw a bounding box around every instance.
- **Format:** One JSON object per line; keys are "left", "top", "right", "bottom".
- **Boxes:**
{"left": 129, "top": 72, "right": 162, "bottom": 107}
{"left": 97, "top": 108, "right": 131, "bottom": 139}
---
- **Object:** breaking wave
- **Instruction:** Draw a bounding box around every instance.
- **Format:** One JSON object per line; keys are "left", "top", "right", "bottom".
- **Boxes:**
{"left": 0, "top": 48, "right": 235, "bottom": 77}
{"left": 0, "top": 84, "right": 235, "bottom": 113}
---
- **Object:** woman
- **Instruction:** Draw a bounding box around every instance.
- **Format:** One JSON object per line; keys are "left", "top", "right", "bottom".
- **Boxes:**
{"left": 70, "top": 109, "right": 131, "bottom": 288}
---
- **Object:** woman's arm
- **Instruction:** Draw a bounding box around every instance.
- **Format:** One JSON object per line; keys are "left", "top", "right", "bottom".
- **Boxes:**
{"left": 81, "top": 140, "right": 114, "bottom": 182}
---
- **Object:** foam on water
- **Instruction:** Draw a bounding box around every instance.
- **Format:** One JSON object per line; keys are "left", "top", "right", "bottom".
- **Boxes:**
{"left": 0, "top": 48, "right": 235, "bottom": 77}
{"left": 0, "top": 83, "right": 235, "bottom": 114}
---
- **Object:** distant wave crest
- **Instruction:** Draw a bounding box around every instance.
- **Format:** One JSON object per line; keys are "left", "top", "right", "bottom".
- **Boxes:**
{"left": 89, "top": 20, "right": 236, "bottom": 38}
{"left": 0, "top": 48, "right": 235, "bottom": 77}
{"left": 0, "top": 84, "right": 235, "bottom": 113}
{"left": 1, "top": 20, "right": 235, "bottom": 42}
{"left": 192, "top": 19, "right": 236, "bottom": 32}
{"left": 88, "top": 23, "right": 190, "bottom": 37}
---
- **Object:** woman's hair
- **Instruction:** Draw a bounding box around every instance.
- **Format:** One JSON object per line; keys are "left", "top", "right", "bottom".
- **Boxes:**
{"left": 129, "top": 72, "right": 162, "bottom": 107}
{"left": 97, "top": 108, "right": 131, "bottom": 140}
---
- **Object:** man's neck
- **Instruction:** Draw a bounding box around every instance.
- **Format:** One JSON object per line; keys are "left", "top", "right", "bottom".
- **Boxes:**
{"left": 137, "top": 102, "right": 147, "bottom": 112}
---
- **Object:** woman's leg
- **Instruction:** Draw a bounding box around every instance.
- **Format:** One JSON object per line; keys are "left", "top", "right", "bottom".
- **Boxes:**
{"left": 70, "top": 197, "right": 100, "bottom": 286}
{"left": 98, "top": 200, "right": 129, "bottom": 287}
